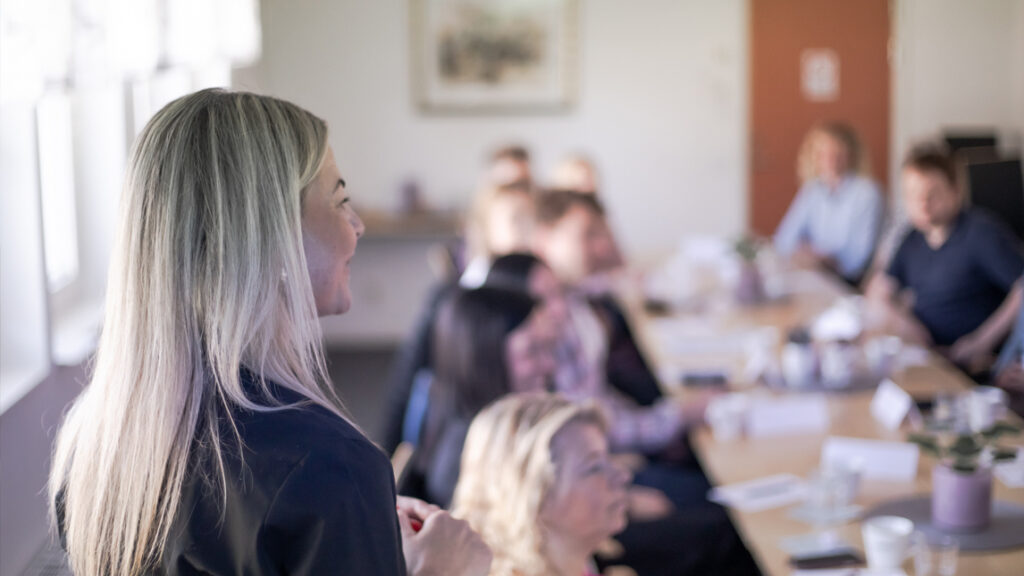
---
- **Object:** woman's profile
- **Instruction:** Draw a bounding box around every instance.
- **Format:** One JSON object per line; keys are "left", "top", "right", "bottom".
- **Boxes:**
{"left": 49, "top": 89, "right": 490, "bottom": 576}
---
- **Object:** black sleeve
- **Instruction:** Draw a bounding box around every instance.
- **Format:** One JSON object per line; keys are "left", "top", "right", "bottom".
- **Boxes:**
{"left": 973, "top": 216, "right": 1024, "bottom": 291}
{"left": 380, "top": 281, "right": 456, "bottom": 454}
{"left": 261, "top": 448, "right": 405, "bottom": 575}
{"left": 598, "top": 297, "right": 663, "bottom": 407}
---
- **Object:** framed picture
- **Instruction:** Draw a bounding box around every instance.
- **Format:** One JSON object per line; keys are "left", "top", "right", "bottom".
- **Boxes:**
{"left": 411, "top": 0, "right": 578, "bottom": 113}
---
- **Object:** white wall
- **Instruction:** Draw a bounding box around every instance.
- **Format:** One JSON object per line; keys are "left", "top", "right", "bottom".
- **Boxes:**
{"left": 891, "top": 0, "right": 1024, "bottom": 202}
{"left": 240, "top": 0, "right": 1024, "bottom": 345}
{"left": 237, "top": 0, "right": 750, "bottom": 257}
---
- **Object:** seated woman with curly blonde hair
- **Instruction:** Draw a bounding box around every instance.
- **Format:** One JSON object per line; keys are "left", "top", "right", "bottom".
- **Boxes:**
{"left": 452, "top": 393, "right": 631, "bottom": 576}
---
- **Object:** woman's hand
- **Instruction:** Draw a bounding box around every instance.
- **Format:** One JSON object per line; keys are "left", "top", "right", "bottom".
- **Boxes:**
{"left": 398, "top": 496, "right": 492, "bottom": 576}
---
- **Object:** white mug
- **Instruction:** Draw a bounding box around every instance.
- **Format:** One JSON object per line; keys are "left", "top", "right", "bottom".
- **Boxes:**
{"left": 706, "top": 394, "right": 749, "bottom": 441}
{"left": 821, "top": 342, "right": 858, "bottom": 388}
{"left": 968, "top": 386, "right": 1008, "bottom": 432}
{"left": 782, "top": 343, "right": 817, "bottom": 388}
{"left": 862, "top": 515, "right": 914, "bottom": 570}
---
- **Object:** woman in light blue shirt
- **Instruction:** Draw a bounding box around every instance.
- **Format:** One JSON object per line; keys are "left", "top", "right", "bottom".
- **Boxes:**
{"left": 774, "top": 123, "right": 884, "bottom": 283}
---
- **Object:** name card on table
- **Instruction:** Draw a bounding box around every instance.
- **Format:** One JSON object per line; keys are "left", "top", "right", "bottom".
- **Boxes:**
{"left": 708, "top": 474, "right": 807, "bottom": 512}
{"left": 821, "top": 436, "right": 919, "bottom": 482}
{"left": 790, "top": 565, "right": 905, "bottom": 569}
{"left": 870, "top": 379, "right": 913, "bottom": 431}
{"left": 747, "top": 396, "right": 830, "bottom": 438}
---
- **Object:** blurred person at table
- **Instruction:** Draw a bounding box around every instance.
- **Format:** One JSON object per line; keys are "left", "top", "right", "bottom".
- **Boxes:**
{"left": 408, "top": 287, "right": 558, "bottom": 508}
{"left": 990, "top": 288, "right": 1024, "bottom": 417}
{"left": 382, "top": 143, "right": 538, "bottom": 456}
{"left": 484, "top": 253, "right": 709, "bottom": 463}
{"left": 452, "top": 393, "right": 631, "bottom": 576}
{"left": 550, "top": 154, "right": 626, "bottom": 276}
{"left": 48, "top": 89, "right": 490, "bottom": 576}
{"left": 461, "top": 182, "right": 536, "bottom": 287}
{"left": 410, "top": 288, "right": 758, "bottom": 576}
{"left": 774, "top": 122, "right": 884, "bottom": 285}
{"left": 487, "top": 144, "right": 533, "bottom": 189}
{"left": 551, "top": 153, "right": 600, "bottom": 196}
{"left": 867, "top": 145, "right": 1024, "bottom": 374}
{"left": 532, "top": 191, "right": 664, "bottom": 409}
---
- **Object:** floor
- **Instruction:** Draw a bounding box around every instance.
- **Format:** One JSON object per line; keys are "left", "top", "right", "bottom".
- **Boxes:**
{"left": 22, "top": 346, "right": 397, "bottom": 576}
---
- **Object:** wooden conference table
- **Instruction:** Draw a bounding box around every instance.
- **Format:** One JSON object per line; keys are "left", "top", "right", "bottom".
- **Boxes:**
{"left": 617, "top": 265, "right": 1024, "bottom": 576}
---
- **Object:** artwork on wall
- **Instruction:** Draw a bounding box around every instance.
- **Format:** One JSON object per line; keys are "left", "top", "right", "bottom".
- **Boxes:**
{"left": 411, "top": 0, "right": 578, "bottom": 113}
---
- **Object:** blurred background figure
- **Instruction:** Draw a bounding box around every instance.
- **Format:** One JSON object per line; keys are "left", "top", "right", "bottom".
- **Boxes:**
{"left": 452, "top": 393, "right": 630, "bottom": 576}
{"left": 993, "top": 301, "right": 1024, "bottom": 417}
{"left": 462, "top": 182, "right": 536, "bottom": 287}
{"left": 867, "top": 145, "right": 1024, "bottom": 375}
{"left": 773, "top": 123, "right": 884, "bottom": 284}
{"left": 486, "top": 145, "right": 533, "bottom": 189}
{"left": 406, "top": 287, "right": 556, "bottom": 508}
{"left": 551, "top": 154, "right": 600, "bottom": 195}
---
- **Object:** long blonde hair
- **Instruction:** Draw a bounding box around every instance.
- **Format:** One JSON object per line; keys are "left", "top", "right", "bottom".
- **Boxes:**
{"left": 452, "top": 394, "right": 605, "bottom": 576}
{"left": 49, "top": 89, "right": 345, "bottom": 576}
{"left": 797, "top": 122, "right": 871, "bottom": 184}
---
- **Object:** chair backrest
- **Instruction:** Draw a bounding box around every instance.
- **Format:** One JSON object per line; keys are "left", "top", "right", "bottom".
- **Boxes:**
{"left": 965, "top": 157, "right": 1024, "bottom": 242}
{"left": 402, "top": 369, "right": 434, "bottom": 447}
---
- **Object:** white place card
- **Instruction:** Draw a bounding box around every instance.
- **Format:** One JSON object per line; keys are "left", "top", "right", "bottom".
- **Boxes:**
{"left": 790, "top": 565, "right": 905, "bottom": 569}
{"left": 747, "top": 396, "right": 831, "bottom": 438}
{"left": 869, "top": 379, "right": 913, "bottom": 431}
{"left": 821, "top": 436, "right": 920, "bottom": 483}
{"left": 708, "top": 473, "right": 807, "bottom": 512}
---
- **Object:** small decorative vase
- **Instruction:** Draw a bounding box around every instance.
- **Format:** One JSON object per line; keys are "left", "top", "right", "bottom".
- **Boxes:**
{"left": 931, "top": 463, "right": 992, "bottom": 533}
{"left": 735, "top": 261, "right": 766, "bottom": 305}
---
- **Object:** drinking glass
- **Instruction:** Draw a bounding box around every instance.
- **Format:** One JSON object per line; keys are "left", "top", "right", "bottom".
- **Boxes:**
{"left": 912, "top": 532, "right": 958, "bottom": 576}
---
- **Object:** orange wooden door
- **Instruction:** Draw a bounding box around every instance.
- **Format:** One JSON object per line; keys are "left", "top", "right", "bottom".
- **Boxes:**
{"left": 750, "top": 0, "right": 890, "bottom": 235}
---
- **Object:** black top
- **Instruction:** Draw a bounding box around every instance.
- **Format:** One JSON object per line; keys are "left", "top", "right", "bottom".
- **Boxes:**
{"left": 888, "top": 209, "right": 1024, "bottom": 346}
{"left": 61, "top": 376, "right": 406, "bottom": 575}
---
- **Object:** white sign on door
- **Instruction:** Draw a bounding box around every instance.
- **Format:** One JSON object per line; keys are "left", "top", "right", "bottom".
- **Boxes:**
{"left": 801, "top": 48, "right": 840, "bottom": 102}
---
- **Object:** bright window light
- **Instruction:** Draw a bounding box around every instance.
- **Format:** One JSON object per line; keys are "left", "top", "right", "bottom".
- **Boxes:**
{"left": 36, "top": 92, "right": 80, "bottom": 293}
{"left": 216, "top": 0, "right": 262, "bottom": 65}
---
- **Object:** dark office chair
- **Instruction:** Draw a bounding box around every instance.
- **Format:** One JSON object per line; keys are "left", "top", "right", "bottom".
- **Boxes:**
{"left": 964, "top": 157, "right": 1024, "bottom": 243}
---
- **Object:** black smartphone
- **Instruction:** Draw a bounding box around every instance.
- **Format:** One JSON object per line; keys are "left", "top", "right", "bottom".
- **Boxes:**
{"left": 789, "top": 549, "right": 864, "bottom": 570}
{"left": 681, "top": 371, "right": 728, "bottom": 388}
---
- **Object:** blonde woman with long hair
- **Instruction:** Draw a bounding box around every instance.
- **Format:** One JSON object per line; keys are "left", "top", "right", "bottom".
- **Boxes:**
{"left": 452, "top": 393, "right": 630, "bottom": 576}
{"left": 49, "top": 89, "right": 490, "bottom": 576}
{"left": 773, "top": 122, "right": 884, "bottom": 284}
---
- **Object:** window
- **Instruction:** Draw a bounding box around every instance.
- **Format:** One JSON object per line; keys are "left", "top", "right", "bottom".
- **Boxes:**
{"left": 0, "top": 0, "right": 263, "bottom": 413}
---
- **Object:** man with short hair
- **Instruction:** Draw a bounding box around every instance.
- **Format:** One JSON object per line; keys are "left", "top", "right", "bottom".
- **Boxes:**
{"left": 868, "top": 146, "right": 1024, "bottom": 373}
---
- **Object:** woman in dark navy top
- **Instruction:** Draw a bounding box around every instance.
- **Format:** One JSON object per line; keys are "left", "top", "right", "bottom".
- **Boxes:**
{"left": 49, "top": 89, "right": 490, "bottom": 576}
{"left": 869, "top": 145, "right": 1024, "bottom": 373}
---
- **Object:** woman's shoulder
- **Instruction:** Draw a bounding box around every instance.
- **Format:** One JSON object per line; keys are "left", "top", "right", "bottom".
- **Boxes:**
{"left": 844, "top": 175, "right": 882, "bottom": 198}
{"left": 232, "top": 389, "right": 391, "bottom": 480}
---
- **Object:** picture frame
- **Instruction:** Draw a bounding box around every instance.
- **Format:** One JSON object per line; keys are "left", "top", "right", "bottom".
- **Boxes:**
{"left": 410, "top": 0, "right": 578, "bottom": 114}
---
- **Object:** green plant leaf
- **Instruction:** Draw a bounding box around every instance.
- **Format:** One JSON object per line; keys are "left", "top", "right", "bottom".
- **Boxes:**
{"left": 991, "top": 446, "right": 1019, "bottom": 462}
{"left": 951, "top": 458, "right": 977, "bottom": 473}
{"left": 949, "top": 434, "right": 983, "bottom": 456}
{"left": 908, "top": 433, "right": 942, "bottom": 457}
{"left": 982, "top": 421, "right": 1022, "bottom": 440}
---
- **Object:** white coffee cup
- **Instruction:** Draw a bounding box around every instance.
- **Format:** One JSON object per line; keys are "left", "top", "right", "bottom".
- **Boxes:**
{"left": 782, "top": 343, "right": 817, "bottom": 388}
{"left": 865, "top": 335, "right": 903, "bottom": 377}
{"left": 862, "top": 515, "right": 914, "bottom": 570}
{"left": 821, "top": 342, "right": 858, "bottom": 389}
{"left": 706, "top": 394, "right": 749, "bottom": 441}
{"left": 968, "top": 386, "right": 1008, "bottom": 432}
